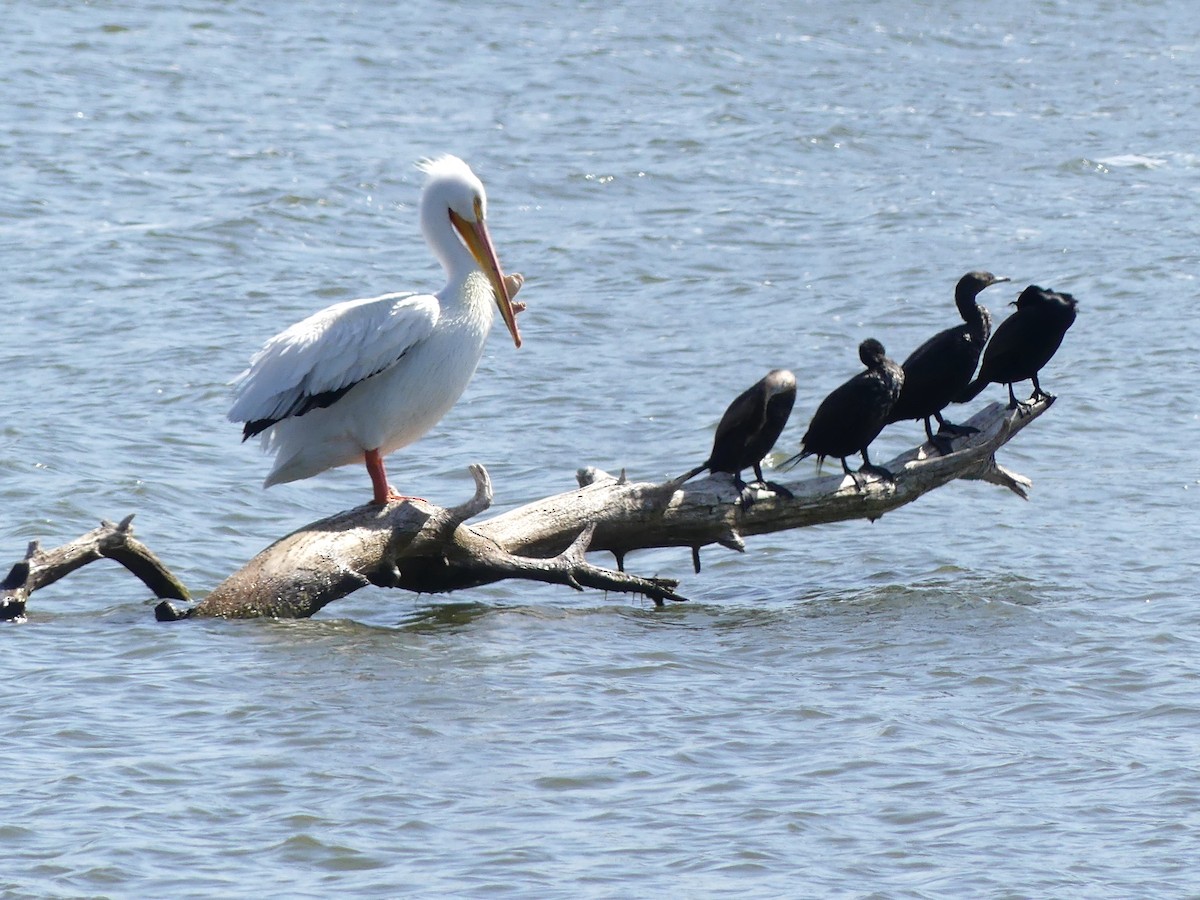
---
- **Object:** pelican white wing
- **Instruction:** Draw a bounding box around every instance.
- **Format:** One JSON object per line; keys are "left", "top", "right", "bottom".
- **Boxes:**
{"left": 229, "top": 291, "right": 441, "bottom": 438}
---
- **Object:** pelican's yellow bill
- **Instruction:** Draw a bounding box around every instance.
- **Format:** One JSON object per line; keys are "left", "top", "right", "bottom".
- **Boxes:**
{"left": 450, "top": 208, "right": 522, "bottom": 348}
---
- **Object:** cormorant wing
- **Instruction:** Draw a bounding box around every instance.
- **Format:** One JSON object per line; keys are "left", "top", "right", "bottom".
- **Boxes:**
{"left": 711, "top": 378, "right": 773, "bottom": 459}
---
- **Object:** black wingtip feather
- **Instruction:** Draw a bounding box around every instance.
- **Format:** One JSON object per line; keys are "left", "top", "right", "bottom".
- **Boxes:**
{"left": 242, "top": 419, "right": 275, "bottom": 441}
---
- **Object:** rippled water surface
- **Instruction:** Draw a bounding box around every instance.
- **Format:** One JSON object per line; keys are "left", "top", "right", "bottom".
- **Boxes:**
{"left": 4, "top": 1, "right": 1200, "bottom": 896}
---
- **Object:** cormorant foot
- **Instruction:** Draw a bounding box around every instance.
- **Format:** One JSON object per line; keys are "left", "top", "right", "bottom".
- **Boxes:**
{"left": 761, "top": 480, "right": 794, "bottom": 500}
{"left": 930, "top": 434, "right": 957, "bottom": 457}
{"left": 936, "top": 421, "right": 979, "bottom": 437}
{"left": 739, "top": 480, "right": 794, "bottom": 507}
{"left": 1015, "top": 390, "right": 1055, "bottom": 416}
{"left": 856, "top": 463, "right": 895, "bottom": 485}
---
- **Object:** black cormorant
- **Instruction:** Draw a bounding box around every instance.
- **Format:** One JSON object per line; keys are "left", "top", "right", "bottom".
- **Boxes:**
{"left": 957, "top": 285, "right": 1077, "bottom": 410}
{"left": 886, "top": 270, "right": 1009, "bottom": 453}
{"left": 678, "top": 369, "right": 797, "bottom": 499}
{"left": 786, "top": 338, "right": 904, "bottom": 487}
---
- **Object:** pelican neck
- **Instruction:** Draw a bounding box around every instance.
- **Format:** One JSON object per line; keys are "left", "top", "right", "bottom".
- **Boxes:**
{"left": 421, "top": 202, "right": 478, "bottom": 285}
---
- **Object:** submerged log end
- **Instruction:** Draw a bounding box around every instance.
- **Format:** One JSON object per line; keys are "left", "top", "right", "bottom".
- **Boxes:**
{"left": 155, "top": 599, "right": 189, "bottom": 622}
{"left": 1, "top": 595, "right": 28, "bottom": 623}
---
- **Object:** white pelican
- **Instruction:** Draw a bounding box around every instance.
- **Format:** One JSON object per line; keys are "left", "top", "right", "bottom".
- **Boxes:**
{"left": 228, "top": 155, "right": 523, "bottom": 505}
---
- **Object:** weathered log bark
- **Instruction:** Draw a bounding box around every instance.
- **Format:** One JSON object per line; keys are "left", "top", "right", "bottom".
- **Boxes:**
{"left": 1, "top": 515, "right": 190, "bottom": 622}
{"left": 4, "top": 397, "right": 1052, "bottom": 622}
{"left": 156, "top": 396, "right": 1051, "bottom": 620}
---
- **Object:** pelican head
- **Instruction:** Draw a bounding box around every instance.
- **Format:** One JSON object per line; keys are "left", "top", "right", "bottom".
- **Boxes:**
{"left": 418, "top": 155, "right": 522, "bottom": 348}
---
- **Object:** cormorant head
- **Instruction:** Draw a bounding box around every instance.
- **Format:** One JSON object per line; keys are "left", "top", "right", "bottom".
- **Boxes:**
{"left": 763, "top": 369, "right": 797, "bottom": 399}
{"left": 859, "top": 338, "right": 887, "bottom": 368}
{"left": 1012, "top": 284, "right": 1051, "bottom": 308}
{"left": 958, "top": 270, "right": 1010, "bottom": 298}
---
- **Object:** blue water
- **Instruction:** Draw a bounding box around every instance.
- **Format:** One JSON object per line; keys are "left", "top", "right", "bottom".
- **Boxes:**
{"left": 3, "top": 1, "right": 1200, "bottom": 896}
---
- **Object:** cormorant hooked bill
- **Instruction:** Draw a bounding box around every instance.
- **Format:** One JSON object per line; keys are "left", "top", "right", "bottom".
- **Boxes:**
{"left": 956, "top": 284, "right": 1077, "bottom": 411}
{"left": 886, "top": 271, "right": 1009, "bottom": 453}
{"left": 786, "top": 338, "right": 904, "bottom": 488}
{"left": 677, "top": 369, "right": 797, "bottom": 501}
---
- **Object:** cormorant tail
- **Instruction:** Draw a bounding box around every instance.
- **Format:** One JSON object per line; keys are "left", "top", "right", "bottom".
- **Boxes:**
{"left": 672, "top": 463, "right": 710, "bottom": 487}
{"left": 781, "top": 450, "right": 812, "bottom": 471}
{"left": 955, "top": 378, "right": 988, "bottom": 404}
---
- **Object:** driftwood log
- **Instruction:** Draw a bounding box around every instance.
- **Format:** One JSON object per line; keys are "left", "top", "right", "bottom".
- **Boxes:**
{"left": 3, "top": 397, "right": 1052, "bottom": 622}
{"left": 0, "top": 515, "right": 189, "bottom": 622}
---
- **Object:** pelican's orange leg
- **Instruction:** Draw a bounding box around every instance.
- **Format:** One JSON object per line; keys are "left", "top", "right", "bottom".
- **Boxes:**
{"left": 364, "top": 449, "right": 424, "bottom": 505}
